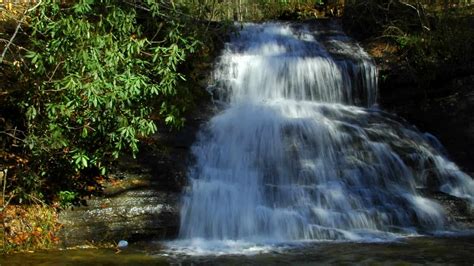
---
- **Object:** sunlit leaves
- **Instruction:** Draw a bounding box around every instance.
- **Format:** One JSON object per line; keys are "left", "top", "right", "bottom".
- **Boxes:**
{"left": 72, "top": 151, "right": 89, "bottom": 169}
{"left": 23, "top": 0, "right": 200, "bottom": 182}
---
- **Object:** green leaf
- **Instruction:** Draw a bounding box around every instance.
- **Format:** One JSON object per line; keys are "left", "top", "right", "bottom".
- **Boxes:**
{"left": 17, "top": 0, "right": 206, "bottom": 198}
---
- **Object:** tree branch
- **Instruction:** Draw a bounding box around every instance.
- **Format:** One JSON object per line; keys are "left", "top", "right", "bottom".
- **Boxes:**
{"left": 399, "top": 0, "right": 430, "bottom": 31}
{"left": 0, "top": 18, "right": 25, "bottom": 65}
{"left": 0, "top": 132, "right": 25, "bottom": 143}
{"left": 0, "top": 0, "right": 42, "bottom": 64}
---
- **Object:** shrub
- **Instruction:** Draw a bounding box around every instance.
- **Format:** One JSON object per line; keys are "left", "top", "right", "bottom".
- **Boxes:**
{"left": 3, "top": 0, "right": 201, "bottom": 202}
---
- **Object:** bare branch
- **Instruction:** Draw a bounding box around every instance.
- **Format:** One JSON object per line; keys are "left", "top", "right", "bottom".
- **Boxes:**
{"left": 399, "top": 1, "right": 430, "bottom": 31}
{"left": 0, "top": 18, "right": 25, "bottom": 64}
{"left": 0, "top": 131, "right": 26, "bottom": 143}
{"left": 47, "top": 61, "right": 65, "bottom": 82}
{"left": 0, "top": 0, "right": 42, "bottom": 64}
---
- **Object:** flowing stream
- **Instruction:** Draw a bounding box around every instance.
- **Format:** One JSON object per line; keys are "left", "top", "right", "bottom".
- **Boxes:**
{"left": 170, "top": 22, "right": 474, "bottom": 254}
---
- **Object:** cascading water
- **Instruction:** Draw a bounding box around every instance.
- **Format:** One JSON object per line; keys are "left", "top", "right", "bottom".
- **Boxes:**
{"left": 172, "top": 22, "right": 474, "bottom": 253}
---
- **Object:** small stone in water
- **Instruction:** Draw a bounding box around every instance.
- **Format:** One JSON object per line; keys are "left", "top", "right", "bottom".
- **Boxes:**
{"left": 117, "top": 240, "right": 128, "bottom": 248}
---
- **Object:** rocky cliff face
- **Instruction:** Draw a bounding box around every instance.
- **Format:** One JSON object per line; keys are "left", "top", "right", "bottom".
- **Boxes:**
{"left": 380, "top": 74, "right": 474, "bottom": 173}
{"left": 373, "top": 44, "right": 474, "bottom": 173}
{"left": 367, "top": 42, "right": 474, "bottom": 228}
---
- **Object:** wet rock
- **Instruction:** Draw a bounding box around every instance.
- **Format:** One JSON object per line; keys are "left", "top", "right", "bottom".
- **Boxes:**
{"left": 361, "top": 40, "right": 474, "bottom": 228}
{"left": 363, "top": 36, "right": 474, "bottom": 173}
{"left": 58, "top": 172, "right": 181, "bottom": 246}
{"left": 380, "top": 75, "right": 474, "bottom": 172}
{"left": 418, "top": 189, "right": 474, "bottom": 229}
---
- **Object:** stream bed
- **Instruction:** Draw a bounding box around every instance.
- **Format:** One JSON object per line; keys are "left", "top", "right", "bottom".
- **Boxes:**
{"left": 2, "top": 235, "right": 474, "bottom": 265}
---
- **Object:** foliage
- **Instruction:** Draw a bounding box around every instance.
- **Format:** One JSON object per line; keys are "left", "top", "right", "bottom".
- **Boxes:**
{"left": 343, "top": 1, "right": 428, "bottom": 40}
{"left": 400, "top": 11, "right": 474, "bottom": 85}
{"left": 1, "top": 204, "right": 61, "bottom": 253}
{"left": 1, "top": 0, "right": 205, "bottom": 202}
{"left": 57, "top": 190, "right": 77, "bottom": 208}
{"left": 174, "top": 0, "right": 337, "bottom": 21}
{"left": 343, "top": 1, "right": 474, "bottom": 88}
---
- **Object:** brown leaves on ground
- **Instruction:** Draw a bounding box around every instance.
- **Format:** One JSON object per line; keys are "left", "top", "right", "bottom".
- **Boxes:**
{"left": 1, "top": 204, "right": 62, "bottom": 253}
{"left": 366, "top": 40, "right": 399, "bottom": 60}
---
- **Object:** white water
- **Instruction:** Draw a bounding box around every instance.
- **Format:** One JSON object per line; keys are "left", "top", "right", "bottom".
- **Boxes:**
{"left": 172, "top": 22, "right": 474, "bottom": 254}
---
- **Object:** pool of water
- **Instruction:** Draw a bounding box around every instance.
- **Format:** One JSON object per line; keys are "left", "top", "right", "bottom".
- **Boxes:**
{"left": 2, "top": 235, "right": 474, "bottom": 265}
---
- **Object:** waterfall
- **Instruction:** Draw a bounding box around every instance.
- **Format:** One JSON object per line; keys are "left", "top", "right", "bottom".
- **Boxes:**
{"left": 177, "top": 22, "right": 474, "bottom": 248}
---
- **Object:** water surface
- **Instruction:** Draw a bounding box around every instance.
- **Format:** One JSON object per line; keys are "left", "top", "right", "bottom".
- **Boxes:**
{"left": 2, "top": 236, "right": 473, "bottom": 265}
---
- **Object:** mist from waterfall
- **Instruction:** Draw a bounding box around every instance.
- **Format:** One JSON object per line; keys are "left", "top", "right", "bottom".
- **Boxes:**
{"left": 171, "top": 22, "right": 474, "bottom": 254}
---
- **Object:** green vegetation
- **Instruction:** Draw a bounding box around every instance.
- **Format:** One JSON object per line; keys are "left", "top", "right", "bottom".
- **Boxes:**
{"left": 23, "top": 0, "right": 200, "bottom": 197}
{"left": 0, "top": 0, "right": 211, "bottom": 204}
{"left": 57, "top": 190, "right": 77, "bottom": 208}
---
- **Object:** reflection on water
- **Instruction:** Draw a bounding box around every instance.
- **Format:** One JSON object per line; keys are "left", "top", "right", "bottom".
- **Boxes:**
{"left": 2, "top": 236, "right": 474, "bottom": 265}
